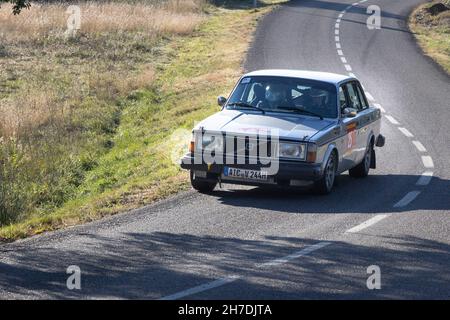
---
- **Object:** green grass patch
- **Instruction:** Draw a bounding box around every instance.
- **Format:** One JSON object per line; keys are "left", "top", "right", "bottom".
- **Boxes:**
{"left": 0, "top": 1, "right": 281, "bottom": 241}
{"left": 409, "top": 1, "right": 450, "bottom": 74}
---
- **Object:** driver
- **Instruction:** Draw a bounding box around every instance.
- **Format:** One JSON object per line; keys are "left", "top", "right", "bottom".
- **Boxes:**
{"left": 264, "top": 83, "right": 288, "bottom": 109}
{"left": 306, "top": 88, "right": 330, "bottom": 115}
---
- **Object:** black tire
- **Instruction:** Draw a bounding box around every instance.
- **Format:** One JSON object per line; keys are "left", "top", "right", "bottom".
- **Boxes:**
{"left": 349, "top": 142, "right": 373, "bottom": 178}
{"left": 190, "top": 170, "right": 216, "bottom": 193}
{"left": 314, "top": 151, "right": 337, "bottom": 195}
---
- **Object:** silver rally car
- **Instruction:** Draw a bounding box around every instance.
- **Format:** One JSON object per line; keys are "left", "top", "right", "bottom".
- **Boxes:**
{"left": 181, "top": 69, "right": 385, "bottom": 194}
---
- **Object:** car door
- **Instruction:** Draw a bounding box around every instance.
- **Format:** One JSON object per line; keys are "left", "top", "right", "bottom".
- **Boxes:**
{"left": 346, "top": 81, "right": 369, "bottom": 165}
{"left": 338, "top": 83, "right": 358, "bottom": 170}
{"left": 353, "top": 81, "right": 372, "bottom": 162}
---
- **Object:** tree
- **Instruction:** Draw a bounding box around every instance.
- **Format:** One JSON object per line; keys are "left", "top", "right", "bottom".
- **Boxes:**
{"left": 0, "top": 0, "right": 31, "bottom": 15}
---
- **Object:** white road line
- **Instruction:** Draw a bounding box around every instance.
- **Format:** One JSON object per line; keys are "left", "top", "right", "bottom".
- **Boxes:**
{"left": 335, "top": 23, "right": 340, "bottom": 28}
{"left": 416, "top": 171, "right": 434, "bottom": 186}
{"left": 365, "top": 92, "right": 375, "bottom": 101}
{"left": 160, "top": 242, "right": 331, "bottom": 300}
{"left": 393, "top": 191, "right": 421, "bottom": 208}
{"left": 336, "top": 18, "right": 341, "bottom": 23}
{"left": 341, "top": 57, "right": 347, "bottom": 63}
{"left": 412, "top": 140, "right": 427, "bottom": 152}
{"left": 335, "top": 29, "right": 340, "bottom": 35}
{"left": 345, "top": 215, "right": 390, "bottom": 233}
{"left": 348, "top": 72, "right": 356, "bottom": 77}
{"left": 258, "top": 242, "right": 331, "bottom": 268}
{"left": 421, "top": 155, "right": 434, "bottom": 168}
{"left": 338, "top": 13, "right": 344, "bottom": 18}
{"left": 337, "top": 49, "right": 344, "bottom": 56}
{"left": 385, "top": 115, "right": 399, "bottom": 125}
{"left": 335, "top": 36, "right": 340, "bottom": 42}
{"left": 159, "top": 275, "right": 241, "bottom": 300}
{"left": 336, "top": 43, "right": 341, "bottom": 49}
{"left": 352, "top": 2, "right": 359, "bottom": 5}
{"left": 344, "top": 64, "right": 352, "bottom": 71}
{"left": 398, "top": 127, "right": 414, "bottom": 138}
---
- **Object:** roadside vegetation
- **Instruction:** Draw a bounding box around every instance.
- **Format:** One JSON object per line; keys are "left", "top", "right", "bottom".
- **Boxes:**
{"left": 409, "top": 1, "right": 450, "bottom": 74}
{"left": 0, "top": 0, "right": 282, "bottom": 240}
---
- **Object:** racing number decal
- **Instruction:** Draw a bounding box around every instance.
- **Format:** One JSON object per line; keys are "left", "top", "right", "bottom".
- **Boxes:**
{"left": 346, "top": 123, "right": 357, "bottom": 150}
{"left": 347, "top": 130, "right": 356, "bottom": 149}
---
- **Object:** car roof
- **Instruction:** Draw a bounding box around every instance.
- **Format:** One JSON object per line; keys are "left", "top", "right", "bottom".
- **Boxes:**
{"left": 243, "top": 69, "right": 355, "bottom": 85}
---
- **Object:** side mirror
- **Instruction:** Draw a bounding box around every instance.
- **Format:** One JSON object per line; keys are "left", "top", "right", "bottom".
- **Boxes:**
{"left": 342, "top": 107, "right": 357, "bottom": 118}
{"left": 217, "top": 96, "right": 227, "bottom": 107}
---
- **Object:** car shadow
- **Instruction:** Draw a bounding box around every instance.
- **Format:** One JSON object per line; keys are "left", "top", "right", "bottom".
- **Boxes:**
{"left": 211, "top": 173, "right": 450, "bottom": 214}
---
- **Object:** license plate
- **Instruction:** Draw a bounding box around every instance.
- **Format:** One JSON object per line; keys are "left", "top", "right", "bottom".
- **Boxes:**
{"left": 223, "top": 167, "right": 268, "bottom": 181}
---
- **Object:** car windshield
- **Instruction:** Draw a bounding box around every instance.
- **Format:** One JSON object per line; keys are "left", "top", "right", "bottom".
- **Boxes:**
{"left": 226, "top": 76, "right": 338, "bottom": 118}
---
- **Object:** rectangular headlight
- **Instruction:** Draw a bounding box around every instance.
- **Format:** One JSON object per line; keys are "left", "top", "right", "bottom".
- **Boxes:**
{"left": 279, "top": 142, "right": 307, "bottom": 160}
{"left": 201, "top": 133, "right": 224, "bottom": 151}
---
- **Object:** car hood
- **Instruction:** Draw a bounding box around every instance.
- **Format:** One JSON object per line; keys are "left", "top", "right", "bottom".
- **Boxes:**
{"left": 194, "top": 109, "right": 335, "bottom": 140}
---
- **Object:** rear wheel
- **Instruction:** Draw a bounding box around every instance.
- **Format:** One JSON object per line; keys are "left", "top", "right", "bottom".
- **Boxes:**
{"left": 349, "top": 142, "right": 373, "bottom": 178}
{"left": 190, "top": 170, "right": 216, "bottom": 193}
{"left": 314, "top": 151, "right": 337, "bottom": 195}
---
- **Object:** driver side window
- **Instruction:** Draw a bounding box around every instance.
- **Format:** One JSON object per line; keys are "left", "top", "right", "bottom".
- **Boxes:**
{"left": 345, "top": 82, "right": 362, "bottom": 111}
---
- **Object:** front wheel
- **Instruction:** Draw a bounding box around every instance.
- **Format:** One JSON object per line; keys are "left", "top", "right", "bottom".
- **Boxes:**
{"left": 190, "top": 170, "right": 217, "bottom": 193}
{"left": 314, "top": 152, "right": 337, "bottom": 195}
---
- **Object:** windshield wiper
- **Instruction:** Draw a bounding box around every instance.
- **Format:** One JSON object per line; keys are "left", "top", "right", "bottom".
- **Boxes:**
{"left": 276, "top": 106, "right": 324, "bottom": 120}
{"left": 227, "top": 102, "right": 265, "bottom": 114}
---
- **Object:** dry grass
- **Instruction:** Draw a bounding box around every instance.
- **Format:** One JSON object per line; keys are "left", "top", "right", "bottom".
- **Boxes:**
{"left": 0, "top": 1, "right": 204, "bottom": 41}
{"left": 0, "top": 0, "right": 205, "bottom": 226}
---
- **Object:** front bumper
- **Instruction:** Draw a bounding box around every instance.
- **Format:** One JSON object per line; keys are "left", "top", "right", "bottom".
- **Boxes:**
{"left": 180, "top": 154, "right": 324, "bottom": 186}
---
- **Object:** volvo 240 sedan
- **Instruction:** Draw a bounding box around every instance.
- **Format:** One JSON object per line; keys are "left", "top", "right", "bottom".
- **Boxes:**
{"left": 180, "top": 70, "right": 385, "bottom": 194}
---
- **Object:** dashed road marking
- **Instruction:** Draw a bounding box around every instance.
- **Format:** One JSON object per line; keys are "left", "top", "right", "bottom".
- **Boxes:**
{"left": 258, "top": 242, "right": 331, "bottom": 268}
{"left": 335, "top": 0, "right": 432, "bottom": 231}
{"left": 416, "top": 171, "right": 434, "bottom": 186}
{"left": 345, "top": 215, "right": 390, "bottom": 233}
{"left": 393, "top": 191, "right": 421, "bottom": 208}
{"left": 385, "top": 115, "right": 399, "bottom": 125}
{"left": 421, "top": 155, "right": 434, "bottom": 168}
{"left": 159, "top": 275, "right": 241, "bottom": 300}
{"left": 412, "top": 140, "right": 426, "bottom": 152}
{"left": 398, "top": 127, "right": 414, "bottom": 138}
{"left": 160, "top": 242, "right": 331, "bottom": 300}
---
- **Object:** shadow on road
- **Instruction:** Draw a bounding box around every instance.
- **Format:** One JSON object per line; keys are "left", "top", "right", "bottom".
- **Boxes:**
{"left": 1, "top": 231, "right": 449, "bottom": 299}
{"left": 212, "top": 173, "right": 450, "bottom": 214}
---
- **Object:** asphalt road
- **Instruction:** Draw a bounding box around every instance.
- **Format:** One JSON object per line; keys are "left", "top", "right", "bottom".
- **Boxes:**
{"left": 1, "top": 0, "right": 449, "bottom": 299}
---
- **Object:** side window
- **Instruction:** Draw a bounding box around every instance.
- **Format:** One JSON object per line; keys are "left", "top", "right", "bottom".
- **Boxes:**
{"left": 345, "top": 82, "right": 362, "bottom": 111}
{"left": 339, "top": 86, "right": 347, "bottom": 111}
{"left": 355, "top": 83, "right": 369, "bottom": 109}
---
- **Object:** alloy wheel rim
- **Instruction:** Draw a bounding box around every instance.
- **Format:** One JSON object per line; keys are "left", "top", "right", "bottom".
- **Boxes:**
{"left": 326, "top": 156, "right": 335, "bottom": 189}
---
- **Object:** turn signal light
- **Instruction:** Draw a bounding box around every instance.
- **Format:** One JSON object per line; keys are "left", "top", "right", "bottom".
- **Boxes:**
{"left": 189, "top": 141, "right": 195, "bottom": 153}
{"left": 307, "top": 151, "right": 317, "bottom": 163}
{"left": 306, "top": 144, "right": 317, "bottom": 162}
